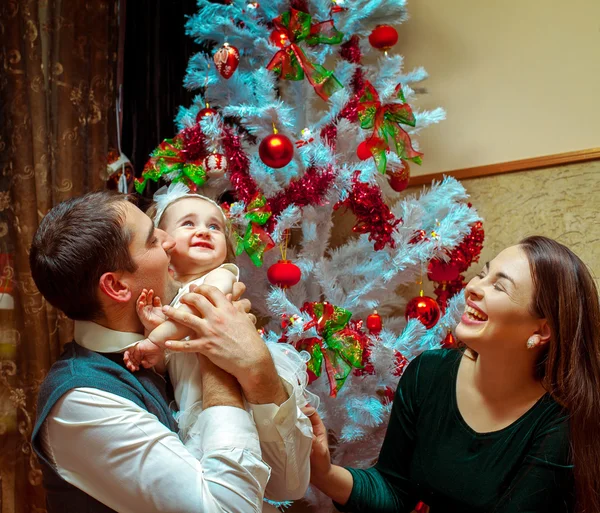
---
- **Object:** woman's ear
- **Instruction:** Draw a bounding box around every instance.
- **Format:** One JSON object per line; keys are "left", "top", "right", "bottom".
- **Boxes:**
{"left": 536, "top": 319, "right": 552, "bottom": 346}
{"left": 99, "top": 272, "right": 132, "bottom": 303}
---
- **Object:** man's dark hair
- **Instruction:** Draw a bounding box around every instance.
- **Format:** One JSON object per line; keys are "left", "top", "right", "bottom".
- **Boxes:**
{"left": 29, "top": 191, "right": 138, "bottom": 321}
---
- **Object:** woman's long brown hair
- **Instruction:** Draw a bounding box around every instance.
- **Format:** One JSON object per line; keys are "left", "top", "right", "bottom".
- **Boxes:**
{"left": 520, "top": 236, "right": 600, "bottom": 513}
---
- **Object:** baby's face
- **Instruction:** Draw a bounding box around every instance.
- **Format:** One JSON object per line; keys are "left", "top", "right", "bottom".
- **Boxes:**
{"left": 160, "top": 197, "right": 228, "bottom": 278}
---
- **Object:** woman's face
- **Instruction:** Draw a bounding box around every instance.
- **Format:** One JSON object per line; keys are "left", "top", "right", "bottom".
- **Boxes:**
{"left": 456, "top": 245, "right": 545, "bottom": 353}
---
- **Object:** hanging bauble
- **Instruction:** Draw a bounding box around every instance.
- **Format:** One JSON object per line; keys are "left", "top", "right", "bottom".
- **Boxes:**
{"left": 387, "top": 162, "right": 410, "bottom": 192}
{"left": 405, "top": 295, "right": 441, "bottom": 329}
{"left": 427, "top": 256, "right": 465, "bottom": 283}
{"left": 441, "top": 331, "right": 457, "bottom": 349}
{"left": 213, "top": 42, "right": 240, "bottom": 79}
{"left": 269, "top": 27, "right": 289, "bottom": 48}
{"left": 267, "top": 260, "right": 302, "bottom": 288}
{"left": 196, "top": 107, "right": 218, "bottom": 123}
{"left": 356, "top": 140, "right": 372, "bottom": 160}
{"left": 368, "top": 25, "right": 399, "bottom": 51}
{"left": 366, "top": 311, "right": 383, "bottom": 334}
{"left": 202, "top": 153, "right": 228, "bottom": 178}
{"left": 259, "top": 133, "right": 294, "bottom": 168}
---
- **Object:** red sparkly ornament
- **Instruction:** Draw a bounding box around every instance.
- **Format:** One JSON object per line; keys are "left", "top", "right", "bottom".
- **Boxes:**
{"left": 267, "top": 260, "right": 302, "bottom": 288}
{"left": 366, "top": 311, "right": 383, "bottom": 334}
{"left": 196, "top": 107, "right": 218, "bottom": 123}
{"left": 368, "top": 25, "right": 399, "bottom": 51}
{"left": 387, "top": 162, "right": 410, "bottom": 192}
{"left": 405, "top": 295, "right": 441, "bottom": 329}
{"left": 213, "top": 42, "right": 240, "bottom": 79}
{"left": 441, "top": 331, "right": 457, "bottom": 349}
{"left": 203, "top": 153, "right": 228, "bottom": 178}
{"left": 259, "top": 133, "right": 294, "bottom": 168}
{"left": 269, "top": 28, "right": 289, "bottom": 48}
{"left": 356, "top": 140, "right": 372, "bottom": 160}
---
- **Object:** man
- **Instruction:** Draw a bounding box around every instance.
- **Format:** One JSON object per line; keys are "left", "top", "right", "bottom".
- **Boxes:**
{"left": 29, "top": 191, "right": 312, "bottom": 513}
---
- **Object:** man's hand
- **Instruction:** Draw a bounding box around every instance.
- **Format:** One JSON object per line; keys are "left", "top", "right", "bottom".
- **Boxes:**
{"left": 228, "top": 282, "right": 257, "bottom": 325}
{"left": 162, "top": 284, "right": 286, "bottom": 405}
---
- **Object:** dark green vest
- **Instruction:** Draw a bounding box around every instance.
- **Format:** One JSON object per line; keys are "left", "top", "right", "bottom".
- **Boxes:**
{"left": 31, "top": 342, "right": 177, "bottom": 512}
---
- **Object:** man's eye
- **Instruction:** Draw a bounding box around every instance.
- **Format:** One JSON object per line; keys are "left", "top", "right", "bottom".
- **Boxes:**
{"left": 151, "top": 237, "right": 159, "bottom": 245}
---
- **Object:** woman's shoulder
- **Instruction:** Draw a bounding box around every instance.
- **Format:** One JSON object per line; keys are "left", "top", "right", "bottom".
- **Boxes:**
{"left": 401, "top": 348, "right": 461, "bottom": 389}
{"left": 411, "top": 348, "right": 462, "bottom": 371}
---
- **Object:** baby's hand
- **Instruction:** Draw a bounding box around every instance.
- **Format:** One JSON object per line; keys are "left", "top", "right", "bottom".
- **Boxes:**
{"left": 124, "top": 339, "right": 165, "bottom": 372}
{"left": 136, "top": 289, "right": 166, "bottom": 333}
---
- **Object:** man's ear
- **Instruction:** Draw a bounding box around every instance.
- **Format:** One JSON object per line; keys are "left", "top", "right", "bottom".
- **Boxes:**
{"left": 99, "top": 272, "right": 132, "bottom": 303}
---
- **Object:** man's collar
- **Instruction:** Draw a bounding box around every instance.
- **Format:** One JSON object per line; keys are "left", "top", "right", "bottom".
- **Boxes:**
{"left": 74, "top": 321, "right": 145, "bottom": 353}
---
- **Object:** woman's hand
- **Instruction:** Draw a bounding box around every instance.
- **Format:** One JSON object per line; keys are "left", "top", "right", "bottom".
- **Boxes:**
{"left": 302, "top": 406, "right": 333, "bottom": 483}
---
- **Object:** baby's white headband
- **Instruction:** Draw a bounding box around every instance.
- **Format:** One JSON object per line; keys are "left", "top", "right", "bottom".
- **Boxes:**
{"left": 152, "top": 182, "right": 226, "bottom": 227}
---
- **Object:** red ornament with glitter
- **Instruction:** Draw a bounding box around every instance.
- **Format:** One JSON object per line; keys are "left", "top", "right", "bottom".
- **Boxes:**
{"left": 427, "top": 256, "right": 465, "bottom": 283}
{"left": 441, "top": 331, "right": 457, "bottom": 349}
{"left": 196, "top": 107, "right": 218, "bottom": 123}
{"left": 213, "top": 42, "right": 240, "bottom": 79}
{"left": 203, "top": 153, "right": 228, "bottom": 178}
{"left": 387, "top": 162, "right": 410, "bottom": 192}
{"left": 267, "top": 260, "right": 302, "bottom": 288}
{"left": 405, "top": 295, "right": 441, "bottom": 329}
{"left": 366, "top": 311, "right": 382, "bottom": 334}
{"left": 259, "top": 133, "right": 294, "bottom": 168}
{"left": 368, "top": 24, "right": 399, "bottom": 51}
{"left": 269, "top": 28, "right": 289, "bottom": 48}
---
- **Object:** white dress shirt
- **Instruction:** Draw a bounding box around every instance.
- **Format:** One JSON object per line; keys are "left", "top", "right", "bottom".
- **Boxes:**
{"left": 41, "top": 320, "right": 312, "bottom": 512}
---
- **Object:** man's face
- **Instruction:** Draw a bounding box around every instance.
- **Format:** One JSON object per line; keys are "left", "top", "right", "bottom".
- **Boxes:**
{"left": 121, "top": 202, "right": 180, "bottom": 305}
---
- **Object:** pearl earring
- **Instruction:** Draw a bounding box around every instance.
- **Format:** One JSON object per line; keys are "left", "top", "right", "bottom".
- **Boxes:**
{"left": 527, "top": 336, "right": 537, "bottom": 349}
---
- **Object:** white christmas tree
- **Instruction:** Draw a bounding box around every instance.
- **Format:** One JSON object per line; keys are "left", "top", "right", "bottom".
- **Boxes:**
{"left": 135, "top": 0, "right": 483, "bottom": 509}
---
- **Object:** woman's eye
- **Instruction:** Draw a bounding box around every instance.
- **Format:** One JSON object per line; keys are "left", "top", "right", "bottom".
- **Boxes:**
{"left": 493, "top": 283, "right": 505, "bottom": 292}
{"left": 476, "top": 271, "right": 486, "bottom": 279}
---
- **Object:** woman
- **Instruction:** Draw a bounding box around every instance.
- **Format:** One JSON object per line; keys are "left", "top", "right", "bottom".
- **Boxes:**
{"left": 308, "top": 236, "right": 600, "bottom": 512}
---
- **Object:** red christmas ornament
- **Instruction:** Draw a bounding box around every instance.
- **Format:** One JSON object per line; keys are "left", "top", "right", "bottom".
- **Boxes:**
{"left": 269, "top": 28, "right": 289, "bottom": 48}
{"left": 405, "top": 295, "right": 441, "bottom": 329}
{"left": 213, "top": 42, "right": 240, "bottom": 79}
{"left": 267, "top": 260, "right": 302, "bottom": 288}
{"left": 203, "top": 153, "right": 228, "bottom": 178}
{"left": 387, "top": 162, "right": 410, "bottom": 192}
{"left": 427, "top": 256, "right": 465, "bottom": 283}
{"left": 259, "top": 133, "right": 294, "bottom": 168}
{"left": 368, "top": 24, "right": 399, "bottom": 51}
{"left": 356, "top": 140, "right": 372, "bottom": 160}
{"left": 196, "top": 107, "right": 218, "bottom": 123}
{"left": 366, "top": 311, "right": 383, "bottom": 334}
{"left": 441, "top": 331, "right": 457, "bottom": 349}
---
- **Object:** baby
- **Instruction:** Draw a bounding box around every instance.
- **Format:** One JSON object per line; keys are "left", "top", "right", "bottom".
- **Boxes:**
{"left": 124, "top": 183, "right": 317, "bottom": 509}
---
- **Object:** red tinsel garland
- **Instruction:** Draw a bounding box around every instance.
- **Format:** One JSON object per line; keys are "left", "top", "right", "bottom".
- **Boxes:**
{"left": 221, "top": 126, "right": 258, "bottom": 203}
{"left": 266, "top": 165, "right": 336, "bottom": 230}
{"left": 335, "top": 172, "right": 401, "bottom": 251}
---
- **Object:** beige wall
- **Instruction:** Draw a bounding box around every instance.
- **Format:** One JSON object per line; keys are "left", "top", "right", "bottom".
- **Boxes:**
{"left": 407, "top": 160, "right": 600, "bottom": 303}
{"left": 396, "top": 0, "right": 600, "bottom": 177}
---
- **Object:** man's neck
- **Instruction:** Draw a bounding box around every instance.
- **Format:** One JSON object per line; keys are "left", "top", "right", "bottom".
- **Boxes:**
{"left": 96, "top": 306, "right": 144, "bottom": 334}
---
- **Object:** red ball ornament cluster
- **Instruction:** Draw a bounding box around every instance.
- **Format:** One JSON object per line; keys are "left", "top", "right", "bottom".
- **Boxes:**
{"left": 405, "top": 295, "right": 441, "bottom": 329}
{"left": 269, "top": 28, "right": 289, "bottom": 48}
{"left": 368, "top": 24, "right": 399, "bottom": 51}
{"left": 267, "top": 260, "right": 302, "bottom": 288}
{"left": 259, "top": 133, "right": 294, "bottom": 168}
{"left": 213, "top": 42, "right": 240, "bottom": 79}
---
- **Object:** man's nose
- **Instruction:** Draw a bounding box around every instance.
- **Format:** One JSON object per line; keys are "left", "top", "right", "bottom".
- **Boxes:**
{"left": 160, "top": 231, "right": 176, "bottom": 252}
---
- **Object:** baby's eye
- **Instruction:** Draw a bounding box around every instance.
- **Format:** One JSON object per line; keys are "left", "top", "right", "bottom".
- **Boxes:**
{"left": 182, "top": 220, "right": 194, "bottom": 227}
{"left": 209, "top": 224, "right": 221, "bottom": 230}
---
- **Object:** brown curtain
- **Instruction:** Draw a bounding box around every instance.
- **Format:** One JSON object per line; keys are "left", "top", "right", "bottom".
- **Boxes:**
{"left": 0, "top": 1, "right": 118, "bottom": 511}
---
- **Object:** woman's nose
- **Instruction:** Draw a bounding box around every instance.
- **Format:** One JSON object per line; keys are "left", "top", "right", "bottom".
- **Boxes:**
{"left": 465, "top": 277, "right": 484, "bottom": 300}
